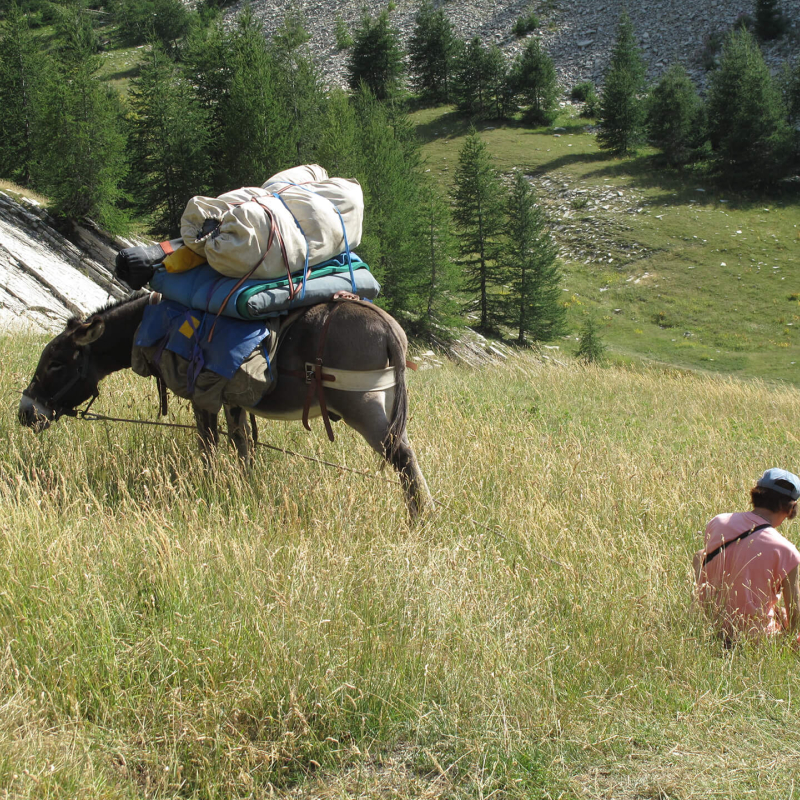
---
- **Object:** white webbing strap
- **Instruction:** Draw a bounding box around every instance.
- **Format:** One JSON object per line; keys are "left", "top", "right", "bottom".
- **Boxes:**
{"left": 306, "top": 363, "right": 396, "bottom": 392}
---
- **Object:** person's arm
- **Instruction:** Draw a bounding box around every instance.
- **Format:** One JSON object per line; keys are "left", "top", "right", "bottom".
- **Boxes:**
{"left": 781, "top": 565, "right": 800, "bottom": 634}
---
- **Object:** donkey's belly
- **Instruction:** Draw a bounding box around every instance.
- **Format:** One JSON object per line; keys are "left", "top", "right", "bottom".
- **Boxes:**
{"left": 246, "top": 386, "right": 395, "bottom": 423}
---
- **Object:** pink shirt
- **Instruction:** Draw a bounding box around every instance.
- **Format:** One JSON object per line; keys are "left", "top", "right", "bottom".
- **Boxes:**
{"left": 697, "top": 511, "right": 800, "bottom": 635}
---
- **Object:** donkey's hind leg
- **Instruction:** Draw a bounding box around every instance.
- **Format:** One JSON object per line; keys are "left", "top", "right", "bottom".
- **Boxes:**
{"left": 223, "top": 405, "right": 253, "bottom": 468}
{"left": 385, "top": 430, "right": 434, "bottom": 520}
{"left": 337, "top": 392, "right": 433, "bottom": 520}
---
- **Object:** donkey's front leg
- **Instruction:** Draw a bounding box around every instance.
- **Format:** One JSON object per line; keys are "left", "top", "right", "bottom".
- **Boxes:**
{"left": 192, "top": 404, "right": 219, "bottom": 463}
{"left": 223, "top": 405, "right": 253, "bottom": 468}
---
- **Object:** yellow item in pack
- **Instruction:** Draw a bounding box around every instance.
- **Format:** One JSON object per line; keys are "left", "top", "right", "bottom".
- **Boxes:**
{"left": 164, "top": 246, "right": 206, "bottom": 273}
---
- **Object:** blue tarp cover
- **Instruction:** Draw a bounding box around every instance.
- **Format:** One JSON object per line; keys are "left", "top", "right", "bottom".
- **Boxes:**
{"left": 134, "top": 299, "right": 270, "bottom": 379}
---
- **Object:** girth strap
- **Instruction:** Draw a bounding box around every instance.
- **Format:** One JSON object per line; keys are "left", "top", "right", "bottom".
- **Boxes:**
{"left": 279, "top": 302, "right": 342, "bottom": 442}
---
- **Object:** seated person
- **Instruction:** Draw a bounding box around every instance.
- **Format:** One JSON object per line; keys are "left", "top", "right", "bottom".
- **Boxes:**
{"left": 694, "top": 468, "right": 800, "bottom": 641}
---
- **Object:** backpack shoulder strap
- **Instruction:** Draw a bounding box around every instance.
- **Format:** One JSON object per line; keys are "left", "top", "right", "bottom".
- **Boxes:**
{"left": 702, "top": 523, "right": 771, "bottom": 567}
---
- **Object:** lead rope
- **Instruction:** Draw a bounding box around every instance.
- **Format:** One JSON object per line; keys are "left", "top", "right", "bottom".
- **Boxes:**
{"left": 71, "top": 408, "right": 573, "bottom": 573}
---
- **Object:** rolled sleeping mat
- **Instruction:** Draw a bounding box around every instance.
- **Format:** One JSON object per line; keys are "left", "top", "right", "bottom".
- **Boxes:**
{"left": 115, "top": 238, "right": 184, "bottom": 289}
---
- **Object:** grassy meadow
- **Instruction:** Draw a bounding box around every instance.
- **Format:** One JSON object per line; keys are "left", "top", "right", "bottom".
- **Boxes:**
{"left": 5, "top": 331, "right": 800, "bottom": 799}
{"left": 412, "top": 106, "right": 800, "bottom": 385}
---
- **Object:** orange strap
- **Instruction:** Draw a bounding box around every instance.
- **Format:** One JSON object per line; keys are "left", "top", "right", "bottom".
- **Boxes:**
{"left": 159, "top": 240, "right": 175, "bottom": 256}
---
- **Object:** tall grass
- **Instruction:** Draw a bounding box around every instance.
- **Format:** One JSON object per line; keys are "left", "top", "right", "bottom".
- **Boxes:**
{"left": 3, "top": 333, "right": 800, "bottom": 798}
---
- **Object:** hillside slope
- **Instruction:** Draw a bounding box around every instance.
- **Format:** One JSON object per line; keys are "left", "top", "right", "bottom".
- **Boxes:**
{"left": 234, "top": 0, "right": 800, "bottom": 92}
{"left": 0, "top": 193, "right": 129, "bottom": 334}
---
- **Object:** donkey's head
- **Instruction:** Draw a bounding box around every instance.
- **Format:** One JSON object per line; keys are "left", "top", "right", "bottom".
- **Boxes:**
{"left": 19, "top": 315, "right": 106, "bottom": 431}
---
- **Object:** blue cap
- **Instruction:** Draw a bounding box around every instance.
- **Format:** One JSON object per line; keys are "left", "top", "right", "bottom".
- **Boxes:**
{"left": 757, "top": 468, "right": 800, "bottom": 500}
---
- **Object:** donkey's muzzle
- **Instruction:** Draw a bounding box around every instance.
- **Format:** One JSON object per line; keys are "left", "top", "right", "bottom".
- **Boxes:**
{"left": 19, "top": 394, "right": 54, "bottom": 431}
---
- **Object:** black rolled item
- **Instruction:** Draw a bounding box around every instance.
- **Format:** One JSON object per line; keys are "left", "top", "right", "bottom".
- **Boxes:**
{"left": 115, "top": 238, "right": 184, "bottom": 290}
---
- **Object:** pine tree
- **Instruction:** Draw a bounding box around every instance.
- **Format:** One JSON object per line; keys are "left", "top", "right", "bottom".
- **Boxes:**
{"left": 127, "top": 43, "right": 211, "bottom": 236}
{"left": 510, "top": 37, "right": 559, "bottom": 125}
{"left": 452, "top": 37, "right": 490, "bottom": 118}
{"left": 317, "top": 88, "right": 361, "bottom": 177}
{"left": 184, "top": 9, "right": 296, "bottom": 191}
{"left": 222, "top": 9, "right": 293, "bottom": 186}
{"left": 755, "top": 0, "right": 785, "bottom": 41}
{"left": 271, "top": 5, "right": 310, "bottom": 53}
{"left": 501, "top": 171, "right": 566, "bottom": 344}
{"left": 53, "top": 0, "right": 98, "bottom": 66}
{"left": 706, "top": 27, "right": 792, "bottom": 185}
{"left": 575, "top": 316, "right": 606, "bottom": 363}
{"left": 114, "top": 0, "right": 191, "bottom": 53}
{"left": 347, "top": 9, "right": 404, "bottom": 101}
{"left": 408, "top": 0, "right": 457, "bottom": 105}
{"left": 784, "top": 61, "right": 800, "bottom": 166}
{"left": 271, "top": 10, "right": 326, "bottom": 166}
{"left": 334, "top": 14, "right": 353, "bottom": 51}
{"left": 0, "top": 3, "right": 42, "bottom": 184}
{"left": 452, "top": 127, "right": 504, "bottom": 332}
{"left": 350, "top": 86, "right": 424, "bottom": 316}
{"left": 597, "top": 11, "right": 647, "bottom": 156}
{"left": 646, "top": 64, "right": 705, "bottom": 166}
{"left": 484, "top": 44, "right": 514, "bottom": 120}
{"left": 409, "top": 182, "right": 461, "bottom": 335}
{"left": 181, "top": 17, "right": 230, "bottom": 176}
{"left": 34, "top": 1, "right": 128, "bottom": 229}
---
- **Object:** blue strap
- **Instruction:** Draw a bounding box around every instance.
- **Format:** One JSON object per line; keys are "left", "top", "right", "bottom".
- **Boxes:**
{"left": 270, "top": 186, "right": 311, "bottom": 300}
{"left": 269, "top": 180, "right": 357, "bottom": 296}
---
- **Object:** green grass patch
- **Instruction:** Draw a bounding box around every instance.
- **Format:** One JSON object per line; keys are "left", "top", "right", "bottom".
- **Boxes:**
{"left": 411, "top": 105, "right": 800, "bottom": 385}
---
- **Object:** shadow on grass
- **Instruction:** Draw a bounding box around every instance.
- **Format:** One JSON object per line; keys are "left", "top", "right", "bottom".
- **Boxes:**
{"left": 531, "top": 151, "right": 608, "bottom": 174}
{"left": 414, "top": 110, "right": 476, "bottom": 143}
{"left": 534, "top": 150, "right": 800, "bottom": 210}
{"left": 103, "top": 65, "right": 140, "bottom": 83}
{"left": 414, "top": 112, "right": 574, "bottom": 144}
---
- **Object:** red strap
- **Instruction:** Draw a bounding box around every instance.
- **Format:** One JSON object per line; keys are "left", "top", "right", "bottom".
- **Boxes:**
{"left": 159, "top": 240, "right": 175, "bottom": 256}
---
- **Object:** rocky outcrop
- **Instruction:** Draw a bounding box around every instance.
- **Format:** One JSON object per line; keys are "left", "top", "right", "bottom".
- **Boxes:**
{"left": 0, "top": 192, "right": 130, "bottom": 334}
{"left": 234, "top": 0, "right": 800, "bottom": 93}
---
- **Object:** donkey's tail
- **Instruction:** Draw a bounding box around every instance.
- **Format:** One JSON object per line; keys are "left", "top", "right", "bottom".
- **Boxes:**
{"left": 360, "top": 303, "right": 409, "bottom": 460}
{"left": 385, "top": 325, "right": 409, "bottom": 460}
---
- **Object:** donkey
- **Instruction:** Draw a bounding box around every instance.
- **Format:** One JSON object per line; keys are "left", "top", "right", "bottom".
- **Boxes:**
{"left": 19, "top": 293, "right": 433, "bottom": 519}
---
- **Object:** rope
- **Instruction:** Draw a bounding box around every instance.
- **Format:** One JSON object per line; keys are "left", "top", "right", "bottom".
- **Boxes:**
{"left": 79, "top": 411, "right": 401, "bottom": 484}
{"left": 76, "top": 410, "right": 573, "bottom": 573}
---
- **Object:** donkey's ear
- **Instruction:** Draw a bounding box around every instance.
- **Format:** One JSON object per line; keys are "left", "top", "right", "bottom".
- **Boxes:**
{"left": 71, "top": 316, "right": 105, "bottom": 346}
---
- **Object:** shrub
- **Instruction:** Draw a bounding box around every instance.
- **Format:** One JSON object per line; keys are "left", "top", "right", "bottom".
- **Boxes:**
{"left": 513, "top": 11, "right": 539, "bottom": 38}
{"left": 701, "top": 31, "right": 724, "bottom": 71}
{"left": 335, "top": 14, "right": 353, "bottom": 50}
{"left": 572, "top": 81, "right": 599, "bottom": 117}
{"left": 570, "top": 81, "right": 594, "bottom": 102}
{"left": 652, "top": 311, "right": 678, "bottom": 328}
{"left": 755, "top": 0, "right": 788, "bottom": 40}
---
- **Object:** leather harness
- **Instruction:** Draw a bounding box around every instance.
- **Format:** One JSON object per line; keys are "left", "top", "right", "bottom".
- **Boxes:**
{"left": 279, "top": 300, "right": 345, "bottom": 442}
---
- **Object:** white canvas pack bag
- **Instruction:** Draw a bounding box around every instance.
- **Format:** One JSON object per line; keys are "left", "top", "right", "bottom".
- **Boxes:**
{"left": 180, "top": 165, "right": 363, "bottom": 281}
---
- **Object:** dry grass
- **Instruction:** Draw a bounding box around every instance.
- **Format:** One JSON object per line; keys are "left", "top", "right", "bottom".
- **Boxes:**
{"left": 0, "top": 181, "right": 49, "bottom": 208}
{"left": 3, "top": 332, "right": 800, "bottom": 798}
